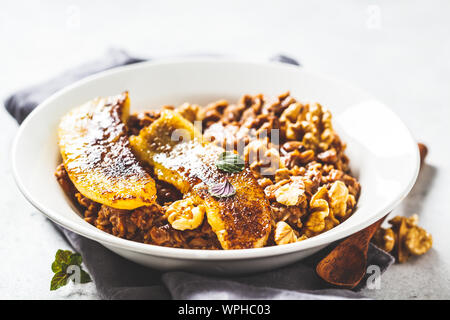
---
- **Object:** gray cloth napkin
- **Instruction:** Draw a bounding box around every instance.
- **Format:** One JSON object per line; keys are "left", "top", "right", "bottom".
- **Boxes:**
{"left": 5, "top": 49, "right": 394, "bottom": 300}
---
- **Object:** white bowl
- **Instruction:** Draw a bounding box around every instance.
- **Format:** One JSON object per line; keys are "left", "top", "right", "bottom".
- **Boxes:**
{"left": 12, "top": 59, "right": 419, "bottom": 275}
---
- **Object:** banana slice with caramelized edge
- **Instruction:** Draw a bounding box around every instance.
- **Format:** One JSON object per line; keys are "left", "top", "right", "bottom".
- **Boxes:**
{"left": 130, "top": 110, "right": 272, "bottom": 249}
{"left": 58, "top": 92, "right": 157, "bottom": 210}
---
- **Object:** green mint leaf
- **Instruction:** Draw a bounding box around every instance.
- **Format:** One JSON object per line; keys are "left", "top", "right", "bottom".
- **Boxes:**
{"left": 51, "top": 261, "right": 62, "bottom": 273}
{"left": 69, "top": 253, "right": 82, "bottom": 266}
{"left": 216, "top": 152, "right": 245, "bottom": 173}
{"left": 80, "top": 270, "right": 92, "bottom": 284}
{"left": 50, "top": 249, "right": 92, "bottom": 290}
{"left": 55, "top": 249, "right": 72, "bottom": 266}
{"left": 50, "top": 272, "right": 68, "bottom": 291}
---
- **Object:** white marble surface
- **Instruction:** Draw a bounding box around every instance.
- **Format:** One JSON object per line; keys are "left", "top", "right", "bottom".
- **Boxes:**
{"left": 0, "top": 0, "right": 449, "bottom": 299}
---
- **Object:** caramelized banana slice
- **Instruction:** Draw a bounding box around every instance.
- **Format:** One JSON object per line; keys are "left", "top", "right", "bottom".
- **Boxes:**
{"left": 130, "top": 110, "right": 271, "bottom": 249}
{"left": 58, "top": 92, "right": 156, "bottom": 210}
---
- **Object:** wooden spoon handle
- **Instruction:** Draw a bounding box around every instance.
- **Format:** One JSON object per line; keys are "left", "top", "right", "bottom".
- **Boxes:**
{"left": 350, "top": 217, "right": 385, "bottom": 249}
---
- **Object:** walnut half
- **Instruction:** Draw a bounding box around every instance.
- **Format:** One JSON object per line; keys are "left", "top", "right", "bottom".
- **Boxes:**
{"left": 405, "top": 226, "right": 433, "bottom": 256}
{"left": 274, "top": 221, "right": 298, "bottom": 245}
{"left": 304, "top": 186, "right": 330, "bottom": 235}
{"left": 274, "top": 180, "right": 306, "bottom": 206}
{"left": 165, "top": 198, "right": 205, "bottom": 231}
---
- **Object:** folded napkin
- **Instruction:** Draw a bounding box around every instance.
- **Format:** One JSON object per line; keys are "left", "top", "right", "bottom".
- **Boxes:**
{"left": 4, "top": 49, "right": 394, "bottom": 300}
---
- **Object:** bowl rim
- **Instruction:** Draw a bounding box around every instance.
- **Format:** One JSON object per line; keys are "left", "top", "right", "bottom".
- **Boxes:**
{"left": 11, "top": 58, "right": 420, "bottom": 260}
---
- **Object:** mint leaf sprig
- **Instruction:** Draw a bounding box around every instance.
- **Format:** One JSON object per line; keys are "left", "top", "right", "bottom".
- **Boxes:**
{"left": 216, "top": 152, "right": 245, "bottom": 173}
{"left": 50, "top": 249, "right": 92, "bottom": 291}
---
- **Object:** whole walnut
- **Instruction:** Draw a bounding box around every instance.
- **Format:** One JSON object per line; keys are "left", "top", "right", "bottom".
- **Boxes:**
{"left": 373, "top": 214, "right": 432, "bottom": 263}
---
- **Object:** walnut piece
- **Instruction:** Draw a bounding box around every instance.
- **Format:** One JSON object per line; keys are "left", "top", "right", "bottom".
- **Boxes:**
{"left": 280, "top": 102, "right": 303, "bottom": 123}
{"left": 257, "top": 177, "right": 273, "bottom": 188}
{"left": 270, "top": 203, "right": 306, "bottom": 229}
{"left": 274, "top": 181, "right": 306, "bottom": 206}
{"left": 304, "top": 186, "right": 330, "bottom": 234}
{"left": 177, "top": 103, "right": 200, "bottom": 123}
{"left": 244, "top": 138, "right": 282, "bottom": 177}
{"left": 405, "top": 226, "right": 433, "bottom": 256}
{"left": 274, "top": 221, "right": 298, "bottom": 245}
{"left": 165, "top": 198, "right": 205, "bottom": 231}
{"left": 373, "top": 214, "right": 432, "bottom": 263}
{"left": 328, "top": 181, "right": 349, "bottom": 218}
{"left": 274, "top": 168, "right": 291, "bottom": 182}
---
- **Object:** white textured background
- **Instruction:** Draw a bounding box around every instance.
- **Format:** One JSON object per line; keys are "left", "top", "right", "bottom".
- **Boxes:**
{"left": 0, "top": 0, "right": 449, "bottom": 299}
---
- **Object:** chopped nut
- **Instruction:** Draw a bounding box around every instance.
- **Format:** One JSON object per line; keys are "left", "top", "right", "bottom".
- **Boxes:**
{"left": 305, "top": 186, "right": 330, "bottom": 234}
{"left": 324, "top": 215, "right": 339, "bottom": 231}
{"left": 328, "top": 181, "right": 349, "bottom": 219}
{"left": 165, "top": 198, "right": 205, "bottom": 231}
{"left": 275, "top": 168, "right": 291, "bottom": 182}
{"left": 199, "top": 100, "right": 229, "bottom": 127}
{"left": 177, "top": 103, "right": 200, "bottom": 123}
{"left": 274, "top": 182, "right": 306, "bottom": 206}
{"left": 270, "top": 203, "right": 306, "bottom": 229}
{"left": 274, "top": 221, "right": 298, "bottom": 245}
{"left": 289, "top": 166, "right": 306, "bottom": 177}
{"left": 283, "top": 149, "right": 315, "bottom": 169}
{"left": 280, "top": 102, "right": 303, "bottom": 123}
{"left": 345, "top": 194, "right": 356, "bottom": 217}
{"left": 264, "top": 179, "right": 289, "bottom": 200}
{"left": 341, "top": 174, "right": 361, "bottom": 198}
{"left": 267, "top": 91, "right": 295, "bottom": 116}
{"left": 281, "top": 141, "right": 305, "bottom": 154}
{"left": 244, "top": 139, "right": 281, "bottom": 176}
{"left": 317, "top": 148, "right": 338, "bottom": 164}
{"left": 257, "top": 178, "right": 273, "bottom": 188}
{"left": 222, "top": 103, "right": 246, "bottom": 124}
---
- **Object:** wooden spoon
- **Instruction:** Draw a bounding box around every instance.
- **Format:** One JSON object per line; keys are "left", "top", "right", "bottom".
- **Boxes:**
{"left": 316, "top": 216, "right": 386, "bottom": 289}
{"left": 316, "top": 143, "right": 425, "bottom": 288}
